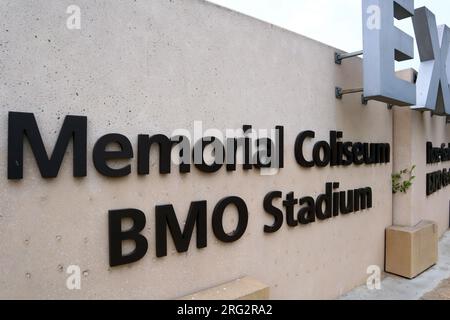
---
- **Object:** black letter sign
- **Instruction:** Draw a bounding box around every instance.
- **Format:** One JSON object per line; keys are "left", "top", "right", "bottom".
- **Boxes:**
{"left": 93, "top": 134, "right": 133, "bottom": 177}
{"left": 8, "top": 112, "right": 87, "bottom": 179}
{"left": 109, "top": 209, "right": 148, "bottom": 267}
{"left": 212, "top": 197, "right": 248, "bottom": 243}
{"left": 155, "top": 201, "right": 207, "bottom": 258}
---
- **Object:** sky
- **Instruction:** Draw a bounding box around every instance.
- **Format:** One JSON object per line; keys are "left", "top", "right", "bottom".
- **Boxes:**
{"left": 207, "top": 0, "right": 450, "bottom": 70}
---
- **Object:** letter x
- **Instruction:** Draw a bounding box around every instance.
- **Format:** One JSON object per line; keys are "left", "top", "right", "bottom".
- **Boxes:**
{"left": 413, "top": 7, "right": 450, "bottom": 115}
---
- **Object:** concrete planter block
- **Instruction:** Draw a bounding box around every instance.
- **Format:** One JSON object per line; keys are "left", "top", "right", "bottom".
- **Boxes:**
{"left": 386, "top": 220, "right": 438, "bottom": 279}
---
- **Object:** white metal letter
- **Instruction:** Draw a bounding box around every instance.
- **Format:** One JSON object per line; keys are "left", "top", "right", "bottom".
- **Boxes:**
{"left": 413, "top": 7, "right": 450, "bottom": 116}
{"left": 362, "top": 0, "right": 416, "bottom": 106}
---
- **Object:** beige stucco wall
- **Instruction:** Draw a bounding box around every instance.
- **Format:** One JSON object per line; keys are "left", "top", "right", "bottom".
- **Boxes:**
{"left": 0, "top": 0, "right": 409, "bottom": 300}
{"left": 393, "top": 70, "right": 450, "bottom": 237}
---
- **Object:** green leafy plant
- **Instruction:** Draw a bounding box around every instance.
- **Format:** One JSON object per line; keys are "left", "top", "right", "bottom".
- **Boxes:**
{"left": 392, "top": 165, "right": 416, "bottom": 194}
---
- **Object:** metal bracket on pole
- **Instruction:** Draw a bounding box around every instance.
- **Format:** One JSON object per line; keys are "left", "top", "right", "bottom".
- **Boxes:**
{"left": 335, "top": 86, "right": 366, "bottom": 102}
{"left": 335, "top": 50, "right": 363, "bottom": 65}
{"left": 361, "top": 95, "right": 368, "bottom": 105}
{"left": 335, "top": 87, "right": 363, "bottom": 99}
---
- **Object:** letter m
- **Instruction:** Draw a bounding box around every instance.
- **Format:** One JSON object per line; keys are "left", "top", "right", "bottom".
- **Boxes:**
{"left": 155, "top": 201, "right": 207, "bottom": 258}
{"left": 8, "top": 112, "right": 87, "bottom": 179}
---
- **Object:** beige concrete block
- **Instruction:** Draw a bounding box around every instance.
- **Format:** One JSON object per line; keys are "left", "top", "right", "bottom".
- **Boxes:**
{"left": 178, "top": 277, "right": 270, "bottom": 300}
{"left": 386, "top": 221, "right": 438, "bottom": 279}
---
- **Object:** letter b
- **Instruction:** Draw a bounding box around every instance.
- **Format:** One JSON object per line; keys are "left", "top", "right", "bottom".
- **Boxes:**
{"left": 109, "top": 209, "right": 148, "bottom": 267}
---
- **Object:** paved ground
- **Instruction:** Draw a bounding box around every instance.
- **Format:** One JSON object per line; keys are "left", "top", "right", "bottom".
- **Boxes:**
{"left": 421, "top": 278, "right": 450, "bottom": 300}
{"left": 340, "top": 231, "right": 450, "bottom": 300}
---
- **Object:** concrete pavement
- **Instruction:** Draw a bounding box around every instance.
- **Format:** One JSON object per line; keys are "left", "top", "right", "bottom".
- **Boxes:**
{"left": 341, "top": 231, "right": 450, "bottom": 300}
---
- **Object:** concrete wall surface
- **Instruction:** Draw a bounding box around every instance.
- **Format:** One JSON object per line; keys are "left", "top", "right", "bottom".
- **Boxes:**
{"left": 393, "top": 70, "right": 450, "bottom": 236}
{"left": 0, "top": 0, "right": 447, "bottom": 299}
